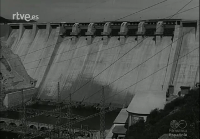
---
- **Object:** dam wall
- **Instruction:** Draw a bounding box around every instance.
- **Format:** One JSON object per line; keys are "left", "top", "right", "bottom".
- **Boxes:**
{"left": 171, "top": 23, "right": 199, "bottom": 94}
{"left": 0, "top": 20, "right": 199, "bottom": 108}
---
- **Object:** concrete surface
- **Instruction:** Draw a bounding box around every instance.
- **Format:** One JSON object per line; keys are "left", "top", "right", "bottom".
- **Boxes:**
{"left": 172, "top": 27, "right": 199, "bottom": 94}
{"left": 6, "top": 28, "right": 20, "bottom": 50}
{"left": 1, "top": 42, "right": 36, "bottom": 91}
{"left": 113, "top": 108, "right": 128, "bottom": 124}
{"left": 1, "top": 21, "right": 199, "bottom": 112}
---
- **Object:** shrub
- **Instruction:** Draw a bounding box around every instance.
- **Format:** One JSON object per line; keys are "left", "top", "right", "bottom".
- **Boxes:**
{"left": 126, "top": 89, "right": 199, "bottom": 139}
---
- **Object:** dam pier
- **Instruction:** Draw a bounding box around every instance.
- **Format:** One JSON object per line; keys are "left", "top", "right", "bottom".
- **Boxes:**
{"left": 0, "top": 19, "right": 199, "bottom": 139}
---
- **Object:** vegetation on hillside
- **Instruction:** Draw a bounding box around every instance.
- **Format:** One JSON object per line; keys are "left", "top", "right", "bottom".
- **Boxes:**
{"left": 125, "top": 88, "right": 199, "bottom": 139}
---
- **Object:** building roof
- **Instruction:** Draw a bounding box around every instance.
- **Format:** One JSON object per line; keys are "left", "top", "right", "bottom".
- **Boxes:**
{"left": 114, "top": 108, "right": 128, "bottom": 124}
{"left": 127, "top": 91, "right": 165, "bottom": 115}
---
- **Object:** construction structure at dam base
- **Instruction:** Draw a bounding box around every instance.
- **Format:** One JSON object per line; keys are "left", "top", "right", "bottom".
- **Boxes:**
{"left": 0, "top": 19, "right": 199, "bottom": 139}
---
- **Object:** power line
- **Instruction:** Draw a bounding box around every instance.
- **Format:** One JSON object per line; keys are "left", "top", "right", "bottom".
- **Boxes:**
{"left": 3, "top": 44, "right": 198, "bottom": 138}
{"left": 3, "top": 20, "right": 198, "bottom": 121}
{"left": 107, "top": 47, "right": 199, "bottom": 101}
{"left": 4, "top": 0, "right": 170, "bottom": 63}
{"left": 1, "top": 6, "right": 198, "bottom": 139}
{"left": 100, "top": 86, "right": 105, "bottom": 139}
{"left": 81, "top": 26, "right": 198, "bottom": 102}
{"left": 55, "top": 4, "right": 198, "bottom": 110}
{"left": 115, "top": 0, "right": 168, "bottom": 21}
{"left": 82, "top": 0, "right": 198, "bottom": 100}
{"left": 178, "top": 5, "right": 199, "bottom": 15}
{"left": 5, "top": 3, "right": 198, "bottom": 66}
{"left": 3, "top": 43, "right": 197, "bottom": 138}
{"left": 57, "top": 2, "right": 198, "bottom": 102}
{"left": 60, "top": 22, "right": 195, "bottom": 102}
{"left": 2, "top": 5, "right": 198, "bottom": 73}
{"left": 3, "top": 0, "right": 110, "bottom": 62}
{"left": 56, "top": 82, "right": 61, "bottom": 138}
{"left": 21, "top": 89, "right": 27, "bottom": 139}
{"left": 1, "top": 2, "right": 198, "bottom": 122}
{"left": 59, "top": 45, "right": 198, "bottom": 128}
{"left": 15, "top": 0, "right": 110, "bottom": 71}
{"left": 84, "top": 47, "right": 199, "bottom": 121}
{"left": 159, "top": 0, "right": 194, "bottom": 87}
{"left": 166, "top": 0, "right": 194, "bottom": 19}
{"left": 10, "top": 22, "right": 196, "bottom": 120}
{"left": 2, "top": 6, "right": 197, "bottom": 113}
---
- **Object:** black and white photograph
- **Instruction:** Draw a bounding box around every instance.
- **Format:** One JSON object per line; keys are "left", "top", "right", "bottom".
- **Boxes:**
{"left": 0, "top": 0, "right": 199, "bottom": 139}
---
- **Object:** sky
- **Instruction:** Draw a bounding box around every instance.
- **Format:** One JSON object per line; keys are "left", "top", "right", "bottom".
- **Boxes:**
{"left": 1, "top": 0, "right": 199, "bottom": 22}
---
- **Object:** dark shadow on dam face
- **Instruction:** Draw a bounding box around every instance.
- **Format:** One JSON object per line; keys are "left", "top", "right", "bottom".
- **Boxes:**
{"left": 57, "top": 75, "right": 134, "bottom": 107}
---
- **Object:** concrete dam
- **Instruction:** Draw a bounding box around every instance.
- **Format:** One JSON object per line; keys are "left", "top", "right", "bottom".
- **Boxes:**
{"left": 0, "top": 19, "right": 199, "bottom": 114}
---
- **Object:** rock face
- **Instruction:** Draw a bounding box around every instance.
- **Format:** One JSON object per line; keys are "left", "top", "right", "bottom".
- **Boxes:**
{"left": 0, "top": 42, "right": 36, "bottom": 91}
{"left": 0, "top": 20, "right": 199, "bottom": 109}
{"left": 0, "top": 41, "right": 36, "bottom": 107}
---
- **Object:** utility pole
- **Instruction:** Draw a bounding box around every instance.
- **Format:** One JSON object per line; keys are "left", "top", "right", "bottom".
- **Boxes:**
{"left": 67, "top": 92, "right": 72, "bottom": 139}
{"left": 56, "top": 82, "right": 61, "bottom": 138}
{"left": 67, "top": 72, "right": 75, "bottom": 139}
{"left": 100, "top": 86, "right": 105, "bottom": 139}
{"left": 21, "top": 89, "right": 27, "bottom": 139}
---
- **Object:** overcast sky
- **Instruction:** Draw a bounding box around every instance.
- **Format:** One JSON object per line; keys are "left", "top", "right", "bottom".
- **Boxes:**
{"left": 1, "top": 0, "right": 199, "bottom": 22}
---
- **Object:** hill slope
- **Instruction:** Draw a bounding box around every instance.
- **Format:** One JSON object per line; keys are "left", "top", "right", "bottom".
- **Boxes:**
{"left": 126, "top": 88, "right": 199, "bottom": 139}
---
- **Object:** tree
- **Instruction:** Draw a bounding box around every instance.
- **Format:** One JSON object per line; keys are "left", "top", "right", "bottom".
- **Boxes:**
{"left": 126, "top": 119, "right": 145, "bottom": 139}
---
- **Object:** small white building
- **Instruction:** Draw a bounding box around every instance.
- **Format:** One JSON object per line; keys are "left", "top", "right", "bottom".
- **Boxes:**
{"left": 127, "top": 91, "right": 166, "bottom": 127}
{"left": 106, "top": 91, "right": 166, "bottom": 139}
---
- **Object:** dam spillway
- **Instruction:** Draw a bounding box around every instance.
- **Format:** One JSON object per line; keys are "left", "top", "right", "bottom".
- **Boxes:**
{"left": 0, "top": 19, "right": 199, "bottom": 112}
{"left": 0, "top": 19, "right": 199, "bottom": 139}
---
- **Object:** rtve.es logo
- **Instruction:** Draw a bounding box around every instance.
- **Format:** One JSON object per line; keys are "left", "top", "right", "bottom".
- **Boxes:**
{"left": 12, "top": 12, "right": 39, "bottom": 22}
